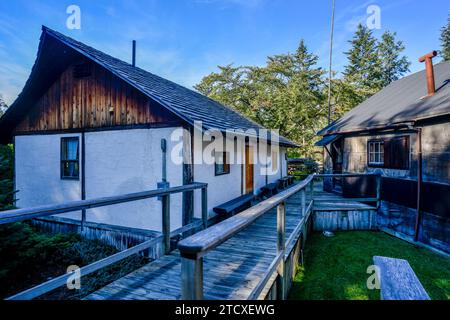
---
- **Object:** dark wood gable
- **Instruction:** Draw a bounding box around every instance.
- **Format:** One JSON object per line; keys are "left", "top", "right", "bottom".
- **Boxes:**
{"left": 14, "top": 60, "right": 182, "bottom": 134}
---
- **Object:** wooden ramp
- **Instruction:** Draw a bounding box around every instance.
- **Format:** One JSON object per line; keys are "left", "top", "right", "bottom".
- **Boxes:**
{"left": 86, "top": 192, "right": 306, "bottom": 300}
{"left": 85, "top": 183, "right": 377, "bottom": 300}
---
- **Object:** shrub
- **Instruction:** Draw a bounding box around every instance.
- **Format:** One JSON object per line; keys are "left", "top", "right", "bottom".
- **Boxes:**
{"left": 0, "top": 144, "right": 15, "bottom": 210}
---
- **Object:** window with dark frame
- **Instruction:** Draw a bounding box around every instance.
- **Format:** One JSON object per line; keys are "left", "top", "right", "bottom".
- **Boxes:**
{"left": 367, "top": 136, "right": 410, "bottom": 170}
{"left": 215, "top": 151, "right": 230, "bottom": 176}
{"left": 61, "top": 137, "right": 80, "bottom": 179}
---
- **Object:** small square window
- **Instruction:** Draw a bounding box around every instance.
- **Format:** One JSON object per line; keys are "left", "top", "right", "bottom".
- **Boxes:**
{"left": 61, "top": 137, "right": 80, "bottom": 179}
{"left": 215, "top": 152, "right": 230, "bottom": 176}
{"left": 368, "top": 140, "right": 384, "bottom": 167}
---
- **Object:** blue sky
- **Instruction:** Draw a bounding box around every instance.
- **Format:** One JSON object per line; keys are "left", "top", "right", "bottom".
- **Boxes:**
{"left": 0, "top": 0, "right": 448, "bottom": 104}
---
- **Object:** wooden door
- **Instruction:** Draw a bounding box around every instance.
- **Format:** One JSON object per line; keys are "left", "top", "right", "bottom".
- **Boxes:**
{"left": 245, "top": 145, "right": 254, "bottom": 194}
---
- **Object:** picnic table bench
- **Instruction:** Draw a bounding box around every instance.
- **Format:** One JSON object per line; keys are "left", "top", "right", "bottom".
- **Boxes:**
{"left": 373, "top": 256, "right": 430, "bottom": 300}
{"left": 213, "top": 193, "right": 255, "bottom": 217}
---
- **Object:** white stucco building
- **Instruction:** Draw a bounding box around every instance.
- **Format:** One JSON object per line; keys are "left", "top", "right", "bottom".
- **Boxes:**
{"left": 0, "top": 27, "right": 296, "bottom": 236}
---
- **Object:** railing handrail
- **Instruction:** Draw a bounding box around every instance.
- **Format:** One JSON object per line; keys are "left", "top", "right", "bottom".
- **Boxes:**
{"left": 3, "top": 182, "right": 208, "bottom": 300}
{"left": 178, "top": 175, "right": 314, "bottom": 259}
{"left": 0, "top": 182, "right": 207, "bottom": 225}
{"left": 315, "top": 173, "right": 381, "bottom": 178}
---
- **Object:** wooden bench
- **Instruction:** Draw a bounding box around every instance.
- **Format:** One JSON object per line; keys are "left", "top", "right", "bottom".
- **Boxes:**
{"left": 278, "top": 177, "right": 290, "bottom": 189}
{"left": 288, "top": 176, "right": 294, "bottom": 185}
{"left": 213, "top": 193, "right": 255, "bottom": 217}
{"left": 373, "top": 256, "right": 430, "bottom": 300}
{"left": 261, "top": 183, "right": 279, "bottom": 198}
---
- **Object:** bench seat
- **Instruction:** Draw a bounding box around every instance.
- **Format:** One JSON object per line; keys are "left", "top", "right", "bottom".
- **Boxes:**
{"left": 373, "top": 256, "right": 430, "bottom": 300}
{"left": 213, "top": 193, "right": 255, "bottom": 216}
{"left": 261, "top": 183, "right": 279, "bottom": 197}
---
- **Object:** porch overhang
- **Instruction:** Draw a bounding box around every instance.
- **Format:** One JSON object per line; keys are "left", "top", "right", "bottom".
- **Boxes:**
{"left": 315, "top": 134, "right": 340, "bottom": 147}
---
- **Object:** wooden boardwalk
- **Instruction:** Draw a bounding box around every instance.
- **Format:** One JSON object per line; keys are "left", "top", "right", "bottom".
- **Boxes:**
{"left": 86, "top": 184, "right": 375, "bottom": 300}
{"left": 86, "top": 191, "right": 307, "bottom": 300}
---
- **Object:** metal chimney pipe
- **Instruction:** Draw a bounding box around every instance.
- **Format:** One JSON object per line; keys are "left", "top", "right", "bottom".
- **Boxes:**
{"left": 418, "top": 51, "right": 437, "bottom": 96}
{"left": 132, "top": 40, "right": 136, "bottom": 67}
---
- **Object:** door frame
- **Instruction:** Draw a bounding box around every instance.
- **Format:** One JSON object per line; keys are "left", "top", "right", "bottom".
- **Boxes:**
{"left": 244, "top": 144, "right": 254, "bottom": 194}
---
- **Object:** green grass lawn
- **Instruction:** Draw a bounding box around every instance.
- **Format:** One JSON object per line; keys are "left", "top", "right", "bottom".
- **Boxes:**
{"left": 288, "top": 231, "right": 450, "bottom": 300}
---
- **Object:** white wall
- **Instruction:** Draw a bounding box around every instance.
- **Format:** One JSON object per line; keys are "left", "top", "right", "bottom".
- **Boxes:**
{"left": 193, "top": 137, "right": 243, "bottom": 218}
{"left": 83, "top": 128, "right": 183, "bottom": 231}
{"left": 254, "top": 143, "right": 268, "bottom": 194}
{"left": 15, "top": 129, "right": 292, "bottom": 230}
{"left": 15, "top": 128, "right": 184, "bottom": 232}
{"left": 15, "top": 134, "right": 82, "bottom": 208}
{"left": 192, "top": 140, "right": 289, "bottom": 219}
{"left": 253, "top": 143, "right": 287, "bottom": 192}
{"left": 267, "top": 145, "right": 285, "bottom": 184}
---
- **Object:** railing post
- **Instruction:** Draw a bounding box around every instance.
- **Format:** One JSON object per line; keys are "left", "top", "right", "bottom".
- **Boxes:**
{"left": 276, "top": 201, "right": 286, "bottom": 300}
{"left": 81, "top": 209, "right": 86, "bottom": 232}
{"left": 181, "top": 256, "right": 204, "bottom": 300}
{"left": 162, "top": 194, "right": 171, "bottom": 255}
{"left": 376, "top": 175, "right": 381, "bottom": 209}
{"left": 309, "top": 178, "right": 314, "bottom": 201}
{"left": 201, "top": 187, "right": 208, "bottom": 229}
{"left": 300, "top": 189, "right": 306, "bottom": 216}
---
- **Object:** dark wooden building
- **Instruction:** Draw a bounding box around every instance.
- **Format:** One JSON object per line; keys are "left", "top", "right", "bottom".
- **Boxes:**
{"left": 316, "top": 53, "right": 450, "bottom": 253}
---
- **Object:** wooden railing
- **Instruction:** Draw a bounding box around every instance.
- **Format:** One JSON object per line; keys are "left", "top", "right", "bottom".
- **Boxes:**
{"left": 315, "top": 173, "right": 381, "bottom": 208}
{"left": 178, "top": 175, "right": 315, "bottom": 300}
{"left": 1, "top": 182, "right": 208, "bottom": 300}
{"left": 178, "top": 173, "right": 381, "bottom": 300}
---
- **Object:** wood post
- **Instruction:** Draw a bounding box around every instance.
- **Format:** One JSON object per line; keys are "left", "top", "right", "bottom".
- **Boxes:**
{"left": 181, "top": 256, "right": 204, "bottom": 300}
{"left": 201, "top": 187, "right": 208, "bottom": 229}
{"left": 376, "top": 175, "right": 381, "bottom": 210}
{"left": 81, "top": 132, "right": 86, "bottom": 232}
{"left": 276, "top": 202, "right": 286, "bottom": 300}
{"left": 81, "top": 210, "right": 86, "bottom": 232}
{"left": 300, "top": 189, "right": 306, "bottom": 216}
{"left": 162, "top": 194, "right": 171, "bottom": 255}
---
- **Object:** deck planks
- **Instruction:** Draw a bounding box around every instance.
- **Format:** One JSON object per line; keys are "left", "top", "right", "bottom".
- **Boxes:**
{"left": 86, "top": 187, "right": 371, "bottom": 300}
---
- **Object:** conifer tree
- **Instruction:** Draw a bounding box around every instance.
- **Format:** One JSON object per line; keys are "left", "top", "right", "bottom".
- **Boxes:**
{"left": 440, "top": 13, "right": 450, "bottom": 61}
{"left": 378, "top": 31, "right": 410, "bottom": 87}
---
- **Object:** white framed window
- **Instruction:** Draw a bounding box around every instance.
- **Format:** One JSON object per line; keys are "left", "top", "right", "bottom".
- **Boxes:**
{"left": 368, "top": 140, "right": 384, "bottom": 166}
